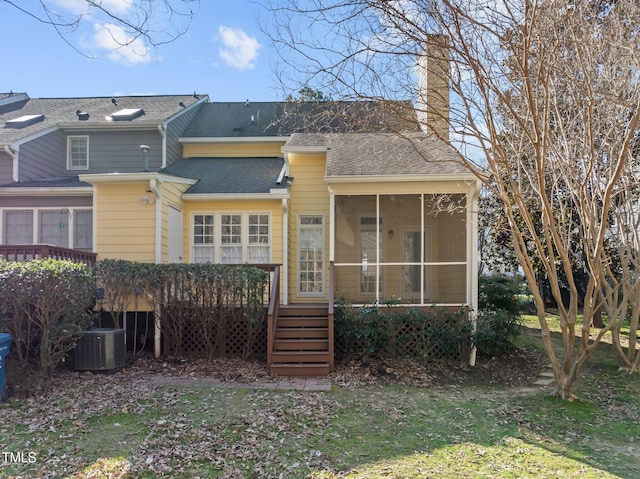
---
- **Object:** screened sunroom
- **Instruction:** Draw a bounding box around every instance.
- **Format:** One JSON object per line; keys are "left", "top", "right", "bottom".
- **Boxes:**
{"left": 330, "top": 188, "right": 477, "bottom": 306}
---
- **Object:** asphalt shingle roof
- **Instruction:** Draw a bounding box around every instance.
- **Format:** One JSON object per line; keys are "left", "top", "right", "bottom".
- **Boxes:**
{"left": 180, "top": 101, "right": 422, "bottom": 138}
{"left": 0, "top": 93, "right": 207, "bottom": 146}
{"left": 286, "top": 132, "right": 469, "bottom": 177}
{"left": 162, "top": 157, "right": 285, "bottom": 194}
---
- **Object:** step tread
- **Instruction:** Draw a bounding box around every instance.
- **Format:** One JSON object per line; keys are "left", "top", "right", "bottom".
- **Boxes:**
{"left": 269, "top": 363, "right": 330, "bottom": 377}
{"left": 271, "top": 351, "right": 330, "bottom": 362}
{"left": 274, "top": 339, "right": 329, "bottom": 351}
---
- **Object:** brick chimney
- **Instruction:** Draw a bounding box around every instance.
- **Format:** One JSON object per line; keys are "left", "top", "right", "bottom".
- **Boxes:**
{"left": 417, "top": 35, "right": 450, "bottom": 142}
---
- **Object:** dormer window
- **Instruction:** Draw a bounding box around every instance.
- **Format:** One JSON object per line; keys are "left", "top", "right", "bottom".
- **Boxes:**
{"left": 67, "top": 136, "right": 89, "bottom": 170}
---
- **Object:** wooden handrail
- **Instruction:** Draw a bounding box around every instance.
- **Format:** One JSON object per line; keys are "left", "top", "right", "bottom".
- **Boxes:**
{"left": 328, "top": 261, "right": 335, "bottom": 372}
{"left": 0, "top": 244, "right": 97, "bottom": 266}
{"left": 266, "top": 265, "right": 281, "bottom": 368}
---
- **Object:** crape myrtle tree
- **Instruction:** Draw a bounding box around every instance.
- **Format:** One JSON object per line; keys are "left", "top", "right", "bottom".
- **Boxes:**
{"left": 265, "top": 0, "right": 640, "bottom": 399}
{"left": 2, "top": 0, "right": 199, "bottom": 57}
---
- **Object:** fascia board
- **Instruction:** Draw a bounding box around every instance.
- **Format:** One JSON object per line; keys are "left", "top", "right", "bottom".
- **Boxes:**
{"left": 281, "top": 145, "right": 329, "bottom": 154}
{"left": 79, "top": 172, "right": 198, "bottom": 185}
{"left": 9, "top": 125, "right": 60, "bottom": 148}
{"left": 179, "top": 136, "right": 289, "bottom": 143}
{"left": 182, "top": 191, "right": 290, "bottom": 201}
{"left": 0, "top": 187, "right": 93, "bottom": 196}
{"left": 324, "top": 173, "right": 478, "bottom": 183}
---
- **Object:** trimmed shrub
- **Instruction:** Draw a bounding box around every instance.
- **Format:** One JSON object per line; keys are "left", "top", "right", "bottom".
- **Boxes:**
{"left": 0, "top": 259, "right": 96, "bottom": 387}
{"left": 335, "top": 298, "right": 472, "bottom": 365}
{"left": 94, "top": 260, "right": 270, "bottom": 359}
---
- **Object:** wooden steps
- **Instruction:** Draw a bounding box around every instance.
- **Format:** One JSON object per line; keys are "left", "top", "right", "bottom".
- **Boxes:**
{"left": 269, "top": 304, "right": 332, "bottom": 377}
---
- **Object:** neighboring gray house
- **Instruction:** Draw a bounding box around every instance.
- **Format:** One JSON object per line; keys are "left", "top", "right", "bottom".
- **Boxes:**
{"left": 0, "top": 92, "right": 208, "bottom": 252}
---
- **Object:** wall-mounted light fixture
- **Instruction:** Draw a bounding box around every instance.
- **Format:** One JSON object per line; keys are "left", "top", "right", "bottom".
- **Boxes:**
{"left": 388, "top": 229, "right": 394, "bottom": 239}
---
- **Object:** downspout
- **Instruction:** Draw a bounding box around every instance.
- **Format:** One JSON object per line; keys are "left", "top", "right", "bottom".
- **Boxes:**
{"left": 4, "top": 145, "right": 19, "bottom": 182}
{"left": 158, "top": 124, "right": 167, "bottom": 168}
{"left": 468, "top": 180, "right": 482, "bottom": 367}
{"left": 149, "top": 178, "right": 163, "bottom": 358}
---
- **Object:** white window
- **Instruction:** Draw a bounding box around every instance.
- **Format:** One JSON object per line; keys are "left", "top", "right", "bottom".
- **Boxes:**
{"left": 39, "top": 210, "right": 69, "bottom": 247}
{"left": 248, "top": 214, "right": 270, "bottom": 263}
{"left": 1, "top": 208, "right": 92, "bottom": 251}
{"left": 192, "top": 213, "right": 270, "bottom": 264}
{"left": 74, "top": 210, "right": 93, "bottom": 251}
{"left": 221, "top": 214, "right": 242, "bottom": 264}
{"left": 67, "top": 136, "right": 89, "bottom": 170}
{"left": 193, "top": 214, "right": 214, "bottom": 262}
{"left": 4, "top": 210, "right": 33, "bottom": 244}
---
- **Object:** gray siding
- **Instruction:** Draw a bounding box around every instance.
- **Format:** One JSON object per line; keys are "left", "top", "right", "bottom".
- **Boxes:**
{"left": 0, "top": 195, "right": 92, "bottom": 208}
{"left": 165, "top": 102, "right": 203, "bottom": 167}
{"left": 17, "top": 129, "right": 164, "bottom": 180}
{"left": 0, "top": 151, "right": 13, "bottom": 184}
{"left": 18, "top": 130, "right": 66, "bottom": 181}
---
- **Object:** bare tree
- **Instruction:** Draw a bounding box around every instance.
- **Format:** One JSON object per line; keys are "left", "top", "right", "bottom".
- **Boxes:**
{"left": 2, "top": 0, "right": 199, "bottom": 58}
{"left": 264, "top": 0, "right": 640, "bottom": 399}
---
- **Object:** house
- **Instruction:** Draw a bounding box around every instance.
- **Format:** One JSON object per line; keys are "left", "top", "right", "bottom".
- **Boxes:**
{"left": 0, "top": 63, "right": 480, "bottom": 375}
{"left": 0, "top": 92, "right": 208, "bottom": 260}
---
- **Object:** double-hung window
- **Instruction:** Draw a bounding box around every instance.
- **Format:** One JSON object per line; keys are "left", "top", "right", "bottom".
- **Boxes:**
{"left": 67, "top": 136, "right": 89, "bottom": 170}
{"left": 192, "top": 213, "right": 270, "bottom": 264}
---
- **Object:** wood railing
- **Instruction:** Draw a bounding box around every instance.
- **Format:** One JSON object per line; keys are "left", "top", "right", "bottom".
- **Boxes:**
{"left": 0, "top": 244, "right": 97, "bottom": 266}
{"left": 328, "top": 261, "right": 335, "bottom": 372}
{"left": 266, "top": 265, "right": 281, "bottom": 368}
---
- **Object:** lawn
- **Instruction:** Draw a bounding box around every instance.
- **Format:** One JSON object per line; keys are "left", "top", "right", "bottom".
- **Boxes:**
{"left": 1, "top": 323, "right": 639, "bottom": 478}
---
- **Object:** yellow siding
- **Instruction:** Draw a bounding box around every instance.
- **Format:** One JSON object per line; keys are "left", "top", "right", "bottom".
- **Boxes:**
{"left": 94, "top": 182, "right": 155, "bottom": 262}
{"left": 183, "top": 142, "right": 284, "bottom": 158}
{"left": 159, "top": 181, "right": 189, "bottom": 263}
{"left": 287, "top": 152, "right": 330, "bottom": 302}
{"left": 183, "top": 199, "right": 284, "bottom": 265}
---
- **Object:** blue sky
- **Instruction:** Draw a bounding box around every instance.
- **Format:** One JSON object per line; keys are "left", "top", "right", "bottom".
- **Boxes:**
{"left": 0, "top": 1, "right": 283, "bottom": 101}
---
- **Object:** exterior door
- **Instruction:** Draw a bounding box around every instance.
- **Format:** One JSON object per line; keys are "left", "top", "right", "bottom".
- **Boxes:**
{"left": 168, "top": 206, "right": 183, "bottom": 263}
{"left": 298, "top": 215, "right": 324, "bottom": 296}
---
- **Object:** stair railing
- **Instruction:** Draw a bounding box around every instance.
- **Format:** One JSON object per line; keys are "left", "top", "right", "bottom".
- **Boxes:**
{"left": 266, "top": 265, "right": 281, "bottom": 368}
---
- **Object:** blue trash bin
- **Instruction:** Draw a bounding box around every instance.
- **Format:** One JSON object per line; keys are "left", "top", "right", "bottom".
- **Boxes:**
{"left": 0, "top": 333, "right": 11, "bottom": 402}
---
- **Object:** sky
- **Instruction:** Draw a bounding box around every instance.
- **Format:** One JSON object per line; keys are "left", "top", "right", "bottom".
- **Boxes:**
{"left": 0, "top": 0, "right": 285, "bottom": 101}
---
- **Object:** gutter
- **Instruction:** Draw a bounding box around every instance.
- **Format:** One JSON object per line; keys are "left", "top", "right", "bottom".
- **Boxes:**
{"left": 4, "top": 145, "right": 19, "bottom": 182}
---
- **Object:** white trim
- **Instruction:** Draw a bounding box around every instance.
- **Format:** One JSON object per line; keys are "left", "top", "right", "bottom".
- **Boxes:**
{"left": 182, "top": 192, "right": 290, "bottom": 201}
{"left": 297, "top": 214, "right": 326, "bottom": 297}
{"left": 0, "top": 187, "right": 93, "bottom": 196}
{"left": 6, "top": 125, "right": 59, "bottom": 148}
{"left": 325, "top": 174, "right": 478, "bottom": 184}
{"left": 66, "top": 135, "right": 89, "bottom": 171}
{"left": 189, "top": 211, "right": 273, "bottom": 264}
{"left": 79, "top": 172, "right": 198, "bottom": 185}
{"left": 282, "top": 145, "right": 329, "bottom": 154}
{"left": 1, "top": 206, "right": 93, "bottom": 250}
{"left": 180, "top": 136, "right": 289, "bottom": 144}
{"left": 58, "top": 122, "right": 164, "bottom": 130}
{"left": 281, "top": 198, "right": 289, "bottom": 305}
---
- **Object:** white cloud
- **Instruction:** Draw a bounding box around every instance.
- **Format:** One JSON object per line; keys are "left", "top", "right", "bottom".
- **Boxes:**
{"left": 92, "top": 23, "right": 151, "bottom": 65}
{"left": 217, "top": 26, "right": 261, "bottom": 70}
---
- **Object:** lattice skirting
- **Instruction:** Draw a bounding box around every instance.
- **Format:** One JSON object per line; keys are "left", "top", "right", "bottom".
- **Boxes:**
{"left": 161, "top": 309, "right": 267, "bottom": 360}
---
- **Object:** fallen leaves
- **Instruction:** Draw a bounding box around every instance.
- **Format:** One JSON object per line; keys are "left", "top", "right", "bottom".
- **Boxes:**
{"left": 0, "top": 348, "right": 545, "bottom": 478}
